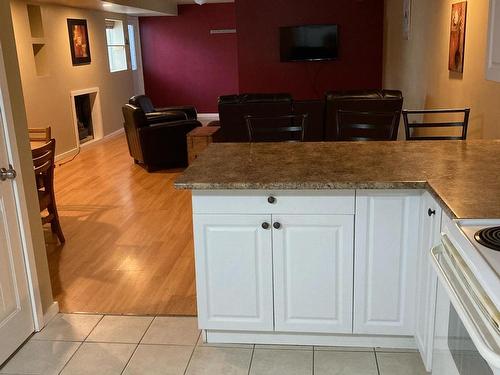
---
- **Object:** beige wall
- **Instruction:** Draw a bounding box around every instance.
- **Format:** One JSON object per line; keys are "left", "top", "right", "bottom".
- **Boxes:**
{"left": 0, "top": 0, "right": 54, "bottom": 315}
{"left": 384, "top": 0, "right": 500, "bottom": 139}
{"left": 11, "top": 0, "right": 136, "bottom": 156}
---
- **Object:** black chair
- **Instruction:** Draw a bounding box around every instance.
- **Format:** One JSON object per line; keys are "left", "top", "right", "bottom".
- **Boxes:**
{"left": 325, "top": 90, "right": 403, "bottom": 141}
{"left": 403, "top": 108, "right": 470, "bottom": 140}
{"left": 335, "top": 110, "right": 401, "bottom": 141}
{"left": 122, "top": 104, "right": 201, "bottom": 171}
{"left": 129, "top": 95, "right": 198, "bottom": 124}
{"left": 244, "top": 114, "right": 308, "bottom": 142}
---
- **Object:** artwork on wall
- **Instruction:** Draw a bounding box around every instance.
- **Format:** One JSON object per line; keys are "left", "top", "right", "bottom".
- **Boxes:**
{"left": 403, "top": 0, "right": 411, "bottom": 40}
{"left": 67, "top": 19, "right": 91, "bottom": 66}
{"left": 448, "top": 2, "right": 467, "bottom": 73}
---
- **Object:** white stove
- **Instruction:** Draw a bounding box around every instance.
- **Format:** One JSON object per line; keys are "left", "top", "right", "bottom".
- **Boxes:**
{"left": 431, "top": 217, "right": 500, "bottom": 375}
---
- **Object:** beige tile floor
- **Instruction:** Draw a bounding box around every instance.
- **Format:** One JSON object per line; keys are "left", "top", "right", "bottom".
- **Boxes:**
{"left": 0, "top": 313, "right": 429, "bottom": 375}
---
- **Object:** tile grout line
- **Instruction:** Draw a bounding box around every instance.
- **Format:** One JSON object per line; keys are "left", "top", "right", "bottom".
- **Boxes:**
{"left": 182, "top": 330, "right": 202, "bottom": 375}
{"left": 312, "top": 345, "right": 315, "bottom": 375}
{"left": 57, "top": 341, "right": 84, "bottom": 375}
{"left": 374, "top": 348, "right": 382, "bottom": 375}
{"left": 56, "top": 313, "right": 105, "bottom": 375}
{"left": 120, "top": 315, "right": 156, "bottom": 375}
{"left": 247, "top": 344, "right": 256, "bottom": 375}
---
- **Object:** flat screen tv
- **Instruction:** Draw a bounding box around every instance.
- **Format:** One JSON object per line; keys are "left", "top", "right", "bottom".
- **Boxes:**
{"left": 280, "top": 24, "right": 339, "bottom": 62}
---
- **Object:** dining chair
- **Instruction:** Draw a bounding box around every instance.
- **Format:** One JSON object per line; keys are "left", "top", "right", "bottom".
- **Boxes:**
{"left": 32, "top": 139, "right": 65, "bottom": 243}
{"left": 403, "top": 108, "right": 470, "bottom": 140}
{"left": 245, "top": 114, "right": 308, "bottom": 142}
{"left": 28, "top": 126, "right": 51, "bottom": 144}
{"left": 335, "top": 109, "right": 401, "bottom": 141}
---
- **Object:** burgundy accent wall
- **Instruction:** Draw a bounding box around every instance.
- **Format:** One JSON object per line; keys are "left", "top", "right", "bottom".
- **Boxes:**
{"left": 235, "top": 0, "right": 384, "bottom": 100}
{"left": 139, "top": 4, "right": 238, "bottom": 113}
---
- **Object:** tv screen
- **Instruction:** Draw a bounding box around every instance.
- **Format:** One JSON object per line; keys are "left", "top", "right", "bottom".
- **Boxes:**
{"left": 280, "top": 24, "right": 339, "bottom": 62}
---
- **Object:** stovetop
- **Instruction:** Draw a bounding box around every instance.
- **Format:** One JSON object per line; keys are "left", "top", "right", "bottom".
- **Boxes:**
{"left": 460, "top": 223, "right": 500, "bottom": 278}
{"left": 475, "top": 226, "right": 500, "bottom": 251}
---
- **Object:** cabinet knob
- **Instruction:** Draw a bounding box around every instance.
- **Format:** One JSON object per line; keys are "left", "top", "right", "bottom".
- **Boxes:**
{"left": 428, "top": 208, "right": 436, "bottom": 217}
{"left": 261, "top": 222, "right": 270, "bottom": 230}
{"left": 273, "top": 222, "right": 281, "bottom": 230}
{"left": 267, "top": 196, "right": 276, "bottom": 204}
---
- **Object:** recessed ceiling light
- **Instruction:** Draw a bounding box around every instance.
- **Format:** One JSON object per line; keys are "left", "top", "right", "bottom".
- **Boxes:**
{"left": 102, "top": 2, "right": 113, "bottom": 8}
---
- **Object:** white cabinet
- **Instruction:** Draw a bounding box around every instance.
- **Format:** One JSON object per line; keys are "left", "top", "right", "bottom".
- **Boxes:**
{"left": 415, "top": 191, "right": 442, "bottom": 372}
{"left": 354, "top": 190, "right": 420, "bottom": 335}
{"left": 272, "top": 215, "right": 354, "bottom": 333}
{"left": 193, "top": 214, "right": 274, "bottom": 331}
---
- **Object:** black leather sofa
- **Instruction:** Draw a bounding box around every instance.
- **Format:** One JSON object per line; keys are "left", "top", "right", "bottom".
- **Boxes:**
{"left": 214, "top": 90, "right": 403, "bottom": 142}
{"left": 122, "top": 104, "right": 201, "bottom": 171}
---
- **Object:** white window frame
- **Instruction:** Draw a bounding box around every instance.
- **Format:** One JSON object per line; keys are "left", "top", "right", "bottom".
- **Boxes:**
{"left": 105, "top": 18, "right": 128, "bottom": 73}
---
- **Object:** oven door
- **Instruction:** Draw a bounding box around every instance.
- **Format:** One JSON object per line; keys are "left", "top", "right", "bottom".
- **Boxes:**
{"left": 430, "top": 236, "right": 500, "bottom": 375}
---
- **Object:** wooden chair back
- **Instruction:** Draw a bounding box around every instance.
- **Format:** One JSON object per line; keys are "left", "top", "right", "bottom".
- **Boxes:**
{"left": 32, "top": 139, "right": 55, "bottom": 201}
{"left": 31, "top": 138, "right": 65, "bottom": 243}
{"left": 245, "top": 114, "right": 308, "bottom": 142}
{"left": 335, "top": 110, "right": 401, "bottom": 141}
{"left": 29, "top": 126, "right": 52, "bottom": 144}
{"left": 403, "top": 108, "right": 470, "bottom": 140}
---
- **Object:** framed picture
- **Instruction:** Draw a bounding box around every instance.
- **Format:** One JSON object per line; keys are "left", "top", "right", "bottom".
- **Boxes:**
{"left": 67, "top": 19, "right": 91, "bottom": 66}
{"left": 403, "top": 0, "right": 411, "bottom": 40}
{"left": 449, "top": 2, "right": 467, "bottom": 73}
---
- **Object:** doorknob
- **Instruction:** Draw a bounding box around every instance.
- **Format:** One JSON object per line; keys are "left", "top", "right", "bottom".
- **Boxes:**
{"left": 0, "top": 165, "right": 17, "bottom": 181}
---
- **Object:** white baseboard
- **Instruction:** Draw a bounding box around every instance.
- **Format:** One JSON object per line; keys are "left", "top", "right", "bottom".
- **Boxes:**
{"left": 55, "top": 128, "right": 125, "bottom": 162}
{"left": 41, "top": 301, "right": 59, "bottom": 329}
{"left": 206, "top": 330, "right": 417, "bottom": 349}
{"left": 55, "top": 147, "right": 79, "bottom": 163}
{"left": 103, "top": 127, "right": 124, "bottom": 139}
{"left": 197, "top": 113, "right": 219, "bottom": 120}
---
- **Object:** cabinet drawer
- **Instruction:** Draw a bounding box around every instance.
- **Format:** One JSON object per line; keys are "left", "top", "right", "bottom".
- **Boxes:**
{"left": 192, "top": 190, "right": 355, "bottom": 215}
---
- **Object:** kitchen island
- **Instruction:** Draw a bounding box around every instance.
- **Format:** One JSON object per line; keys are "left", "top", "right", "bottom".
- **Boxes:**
{"left": 174, "top": 140, "right": 500, "bottom": 355}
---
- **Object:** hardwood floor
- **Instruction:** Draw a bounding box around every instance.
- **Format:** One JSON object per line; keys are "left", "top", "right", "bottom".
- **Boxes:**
{"left": 44, "top": 133, "right": 197, "bottom": 316}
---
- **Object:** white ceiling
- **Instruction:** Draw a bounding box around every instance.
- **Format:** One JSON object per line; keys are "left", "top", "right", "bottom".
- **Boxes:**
{"left": 27, "top": 0, "right": 234, "bottom": 16}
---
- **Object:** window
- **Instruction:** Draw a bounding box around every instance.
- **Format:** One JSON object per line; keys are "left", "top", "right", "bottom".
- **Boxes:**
{"left": 127, "top": 24, "right": 137, "bottom": 71}
{"left": 105, "top": 19, "right": 127, "bottom": 72}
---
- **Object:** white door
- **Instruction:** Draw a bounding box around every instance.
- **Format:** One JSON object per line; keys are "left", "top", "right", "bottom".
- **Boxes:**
{"left": 354, "top": 190, "right": 420, "bottom": 335}
{"left": 415, "top": 191, "right": 442, "bottom": 371}
{"left": 0, "top": 107, "right": 34, "bottom": 364}
{"left": 193, "top": 214, "right": 274, "bottom": 331}
{"left": 272, "top": 215, "right": 354, "bottom": 334}
{"left": 486, "top": 0, "right": 500, "bottom": 82}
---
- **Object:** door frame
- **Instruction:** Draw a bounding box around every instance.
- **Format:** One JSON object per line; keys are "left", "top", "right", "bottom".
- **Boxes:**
{"left": 0, "top": 35, "right": 44, "bottom": 331}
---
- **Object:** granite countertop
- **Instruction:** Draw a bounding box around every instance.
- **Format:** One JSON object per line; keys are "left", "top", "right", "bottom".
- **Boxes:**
{"left": 174, "top": 140, "right": 500, "bottom": 219}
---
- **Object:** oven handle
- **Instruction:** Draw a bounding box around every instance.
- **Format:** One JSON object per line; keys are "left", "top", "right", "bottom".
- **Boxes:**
{"left": 430, "top": 242, "right": 500, "bottom": 370}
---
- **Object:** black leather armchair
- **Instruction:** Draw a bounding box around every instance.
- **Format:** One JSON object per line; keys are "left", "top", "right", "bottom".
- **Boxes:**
{"left": 122, "top": 104, "right": 201, "bottom": 171}
{"left": 129, "top": 95, "right": 198, "bottom": 124}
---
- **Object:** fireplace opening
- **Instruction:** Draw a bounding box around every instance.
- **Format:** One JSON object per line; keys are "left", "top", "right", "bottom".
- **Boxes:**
{"left": 74, "top": 94, "right": 94, "bottom": 144}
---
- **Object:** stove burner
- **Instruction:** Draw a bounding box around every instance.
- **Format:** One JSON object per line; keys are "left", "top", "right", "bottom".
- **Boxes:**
{"left": 475, "top": 227, "right": 500, "bottom": 251}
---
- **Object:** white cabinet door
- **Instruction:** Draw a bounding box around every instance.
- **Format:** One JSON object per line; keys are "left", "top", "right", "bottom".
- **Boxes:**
{"left": 272, "top": 215, "right": 354, "bottom": 334}
{"left": 354, "top": 190, "right": 420, "bottom": 335}
{"left": 193, "top": 214, "right": 274, "bottom": 331}
{"left": 0, "top": 109, "right": 34, "bottom": 363}
{"left": 415, "top": 191, "right": 442, "bottom": 372}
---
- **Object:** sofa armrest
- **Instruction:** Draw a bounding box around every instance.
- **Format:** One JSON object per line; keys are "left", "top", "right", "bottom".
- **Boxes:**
{"left": 155, "top": 106, "right": 198, "bottom": 120}
{"left": 139, "top": 119, "right": 201, "bottom": 134}
{"left": 146, "top": 111, "right": 188, "bottom": 124}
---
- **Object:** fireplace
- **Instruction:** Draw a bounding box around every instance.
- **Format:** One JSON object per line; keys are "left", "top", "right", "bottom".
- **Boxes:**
{"left": 74, "top": 94, "right": 94, "bottom": 144}
{"left": 71, "top": 88, "right": 103, "bottom": 147}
